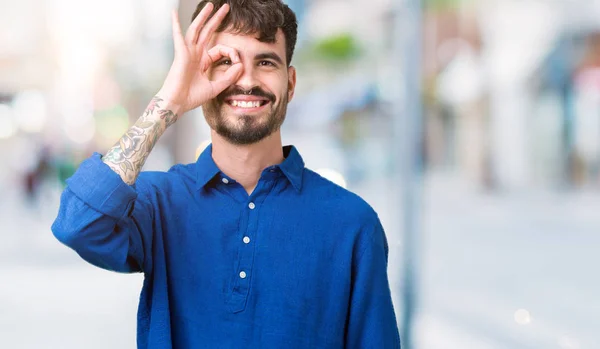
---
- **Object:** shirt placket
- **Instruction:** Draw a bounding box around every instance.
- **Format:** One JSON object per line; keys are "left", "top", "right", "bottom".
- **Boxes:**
{"left": 226, "top": 175, "right": 276, "bottom": 313}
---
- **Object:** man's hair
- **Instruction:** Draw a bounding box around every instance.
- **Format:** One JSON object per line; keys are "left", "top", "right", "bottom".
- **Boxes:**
{"left": 192, "top": 0, "right": 298, "bottom": 66}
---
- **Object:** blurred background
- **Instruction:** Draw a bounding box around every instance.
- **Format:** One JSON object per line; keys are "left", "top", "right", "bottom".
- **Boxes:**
{"left": 1, "top": 0, "right": 599, "bottom": 348}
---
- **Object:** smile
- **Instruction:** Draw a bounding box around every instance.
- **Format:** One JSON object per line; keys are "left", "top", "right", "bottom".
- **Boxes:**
{"left": 228, "top": 100, "right": 269, "bottom": 108}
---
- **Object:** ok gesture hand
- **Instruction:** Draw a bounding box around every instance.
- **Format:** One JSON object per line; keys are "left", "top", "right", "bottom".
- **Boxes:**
{"left": 158, "top": 3, "right": 243, "bottom": 115}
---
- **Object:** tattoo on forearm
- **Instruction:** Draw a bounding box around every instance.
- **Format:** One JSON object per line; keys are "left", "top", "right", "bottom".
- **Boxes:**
{"left": 102, "top": 96, "right": 178, "bottom": 185}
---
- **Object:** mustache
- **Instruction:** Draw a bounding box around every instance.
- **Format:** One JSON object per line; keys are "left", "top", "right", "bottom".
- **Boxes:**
{"left": 217, "top": 86, "right": 276, "bottom": 104}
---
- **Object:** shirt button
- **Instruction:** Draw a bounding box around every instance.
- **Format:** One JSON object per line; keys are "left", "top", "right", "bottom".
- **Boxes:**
{"left": 239, "top": 271, "right": 247, "bottom": 279}
{"left": 243, "top": 236, "right": 250, "bottom": 244}
{"left": 248, "top": 202, "right": 256, "bottom": 210}
{"left": 222, "top": 178, "right": 229, "bottom": 184}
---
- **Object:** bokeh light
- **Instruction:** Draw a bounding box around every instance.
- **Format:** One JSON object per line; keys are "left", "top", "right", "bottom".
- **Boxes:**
{"left": 315, "top": 168, "right": 347, "bottom": 188}
{"left": 514, "top": 309, "right": 532, "bottom": 325}
{"left": 0, "top": 104, "right": 17, "bottom": 139}
{"left": 12, "top": 90, "right": 48, "bottom": 133}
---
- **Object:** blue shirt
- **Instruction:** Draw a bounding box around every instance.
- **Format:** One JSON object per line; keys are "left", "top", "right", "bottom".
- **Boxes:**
{"left": 52, "top": 145, "right": 401, "bottom": 349}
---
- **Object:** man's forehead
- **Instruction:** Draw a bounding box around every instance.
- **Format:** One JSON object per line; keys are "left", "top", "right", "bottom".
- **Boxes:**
{"left": 209, "top": 29, "right": 286, "bottom": 55}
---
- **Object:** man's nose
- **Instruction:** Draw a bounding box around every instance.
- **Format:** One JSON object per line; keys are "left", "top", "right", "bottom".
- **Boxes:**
{"left": 234, "top": 64, "right": 258, "bottom": 90}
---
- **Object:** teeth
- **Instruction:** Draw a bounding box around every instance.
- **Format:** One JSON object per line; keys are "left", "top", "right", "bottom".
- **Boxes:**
{"left": 230, "top": 100, "right": 262, "bottom": 108}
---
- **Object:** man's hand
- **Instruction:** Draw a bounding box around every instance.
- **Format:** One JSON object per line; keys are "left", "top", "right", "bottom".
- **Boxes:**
{"left": 102, "top": 4, "right": 241, "bottom": 184}
{"left": 157, "top": 3, "right": 243, "bottom": 115}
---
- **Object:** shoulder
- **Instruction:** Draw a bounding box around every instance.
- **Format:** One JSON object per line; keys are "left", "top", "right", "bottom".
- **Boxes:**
{"left": 301, "top": 168, "right": 387, "bottom": 258}
{"left": 301, "top": 168, "right": 380, "bottom": 226}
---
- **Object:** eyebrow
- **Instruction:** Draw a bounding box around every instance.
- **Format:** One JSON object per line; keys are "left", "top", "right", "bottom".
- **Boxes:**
{"left": 255, "top": 52, "right": 284, "bottom": 65}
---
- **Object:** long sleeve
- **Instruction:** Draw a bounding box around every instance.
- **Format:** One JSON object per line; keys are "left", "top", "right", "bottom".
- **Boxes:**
{"left": 51, "top": 153, "right": 154, "bottom": 274}
{"left": 345, "top": 219, "right": 401, "bottom": 349}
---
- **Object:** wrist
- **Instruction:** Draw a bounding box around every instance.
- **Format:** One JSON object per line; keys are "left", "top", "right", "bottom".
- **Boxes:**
{"left": 144, "top": 94, "right": 184, "bottom": 128}
{"left": 154, "top": 92, "right": 186, "bottom": 116}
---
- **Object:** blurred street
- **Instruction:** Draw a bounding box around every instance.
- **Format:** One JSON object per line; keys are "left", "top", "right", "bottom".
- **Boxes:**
{"left": 415, "top": 177, "right": 600, "bottom": 349}
{"left": 3, "top": 0, "right": 600, "bottom": 347}
{"left": 1, "top": 163, "right": 598, "bottom": 349}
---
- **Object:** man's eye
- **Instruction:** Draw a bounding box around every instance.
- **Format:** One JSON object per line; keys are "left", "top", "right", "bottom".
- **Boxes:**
{"left": 218, "top": 59, "right": 232, "bottom": 66}
{"left": 259, "top": 61, "right": 275, "bottom": 67}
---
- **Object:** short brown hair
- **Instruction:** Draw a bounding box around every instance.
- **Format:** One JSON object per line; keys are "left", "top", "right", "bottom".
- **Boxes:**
{"left": 192, "top": 0, "right": 298, "bottom": 66}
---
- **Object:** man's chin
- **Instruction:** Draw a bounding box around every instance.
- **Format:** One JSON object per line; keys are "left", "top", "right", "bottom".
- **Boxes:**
{"left": 218, "top": 132, "right": 268, "bottom": 145}
{"left": 214, "top": 121, "right": 279, "bottom": 145}
{"left": 222, "top": 109, "right": 271, "bottom": 121}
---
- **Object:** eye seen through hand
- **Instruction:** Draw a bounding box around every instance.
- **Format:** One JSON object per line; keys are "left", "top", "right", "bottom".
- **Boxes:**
{"left": 216, "top": 60, "right": 275, "bottom": 67}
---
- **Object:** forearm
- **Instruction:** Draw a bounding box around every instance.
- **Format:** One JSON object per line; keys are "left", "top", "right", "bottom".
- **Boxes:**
{"left": 102, "top": 96, "right": 180, "bottom": 185}
{"left": 52, "top": 153, "right": 152, "bottom": 273}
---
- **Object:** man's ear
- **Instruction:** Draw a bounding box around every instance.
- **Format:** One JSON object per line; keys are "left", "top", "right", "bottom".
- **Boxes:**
{"left": 287, "top": 66, "right": 297, "bottom": 102}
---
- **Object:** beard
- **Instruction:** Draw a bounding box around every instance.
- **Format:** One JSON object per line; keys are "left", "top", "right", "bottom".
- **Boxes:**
{"left": 202, "top": 86, "right": 288, "bottom": 145}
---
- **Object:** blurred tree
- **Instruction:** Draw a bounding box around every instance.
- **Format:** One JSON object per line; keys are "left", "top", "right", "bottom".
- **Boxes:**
{"left": 425, "top": 0, "right": 468, "bottom": 10}
{"left": 311, "top": 33, "right": 361, "bottom": 62}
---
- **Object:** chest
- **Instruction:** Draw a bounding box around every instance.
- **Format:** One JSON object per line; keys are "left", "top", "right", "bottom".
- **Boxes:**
{"left": 162, "top": 191, "right": 355, "bottom": 314}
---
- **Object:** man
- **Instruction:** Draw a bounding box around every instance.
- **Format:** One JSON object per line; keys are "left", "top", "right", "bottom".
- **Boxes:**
{"left": 52, "top": 0, "right": 401, "bottom": 348}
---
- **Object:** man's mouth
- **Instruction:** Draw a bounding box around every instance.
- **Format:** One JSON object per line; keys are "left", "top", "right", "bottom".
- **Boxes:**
{"left": 224, "top": 96, "right": 271, "bottom": 112}
{"left": 227, "top": 100, "right": 269, "bottom": 108}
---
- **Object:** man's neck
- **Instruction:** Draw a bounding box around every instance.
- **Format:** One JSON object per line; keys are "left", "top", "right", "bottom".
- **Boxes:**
{"left": 210, "top": 131, "right": 285, "bottom": 195}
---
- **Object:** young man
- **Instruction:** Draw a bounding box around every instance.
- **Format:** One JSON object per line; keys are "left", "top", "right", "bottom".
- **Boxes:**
{"left": 52, "top": 0, "right": 401, "bottom": 348}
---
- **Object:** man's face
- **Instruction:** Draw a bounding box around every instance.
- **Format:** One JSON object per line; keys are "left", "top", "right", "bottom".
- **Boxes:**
{"left": 203, "top": 28, "right": 296, "bottom": 145}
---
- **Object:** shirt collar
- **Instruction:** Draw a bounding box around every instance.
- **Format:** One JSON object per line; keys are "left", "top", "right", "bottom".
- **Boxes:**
{"left": 195, "top": 144, "right": 304, "bottom": 192}
{"left": 195, "top": 144, "right": 221, "bottom": 190}
{"left": 278, "top": 145, "right": 304, "bottom": 192}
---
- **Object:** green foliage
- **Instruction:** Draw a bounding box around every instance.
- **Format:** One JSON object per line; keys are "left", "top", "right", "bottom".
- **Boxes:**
{"left": 312, "top": 33, "right": 361, "bottom": 62}
{"left": 425, "top": 0, "right": 465, "bottom": 11}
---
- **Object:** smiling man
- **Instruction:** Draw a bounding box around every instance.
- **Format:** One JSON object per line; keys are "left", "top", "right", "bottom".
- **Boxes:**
{"left": 51, "top": 1, "right": 401, "bottom": 348}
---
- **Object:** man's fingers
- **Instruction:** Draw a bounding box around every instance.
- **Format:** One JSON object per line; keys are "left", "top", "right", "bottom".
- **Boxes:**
{"left": 200, "top": 44, "right": 243, "bottom": 94}
{"left": 171, "top": 10, "right": 185, "bottom": 48}
{"left": 196, "top": 4, "right": 230, "bottom": 47}
{"left": 185, "top": 2, "right": 214, "bottom": 45}
{"left": 211, "top": 63, "right": 243, "bottom": 94}
{"left": 202, "top": 44, "right": 240, "bottom": 70}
